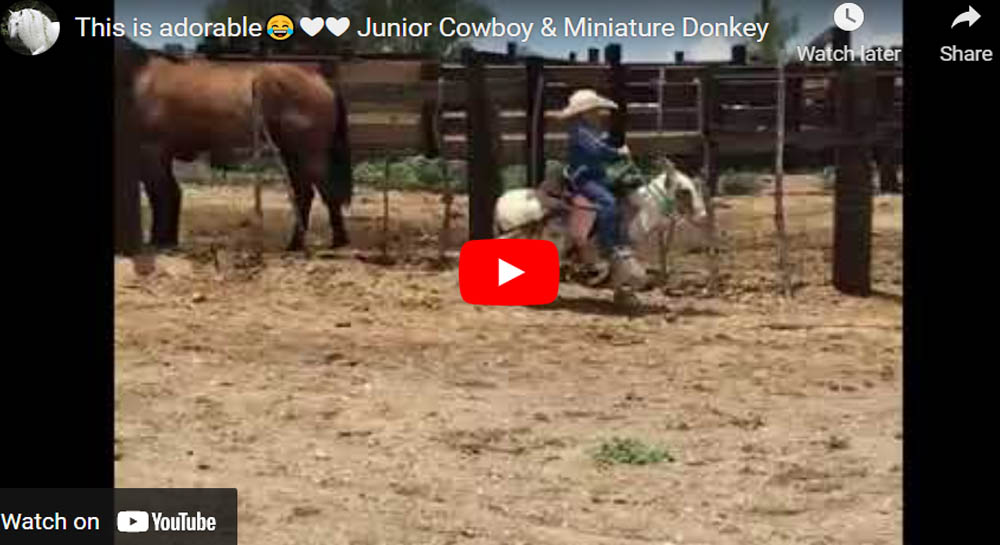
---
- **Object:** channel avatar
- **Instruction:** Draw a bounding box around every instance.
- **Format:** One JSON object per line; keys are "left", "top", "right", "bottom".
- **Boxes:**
{"left": 3, "top": 1, "right": 59, "bottom": 55}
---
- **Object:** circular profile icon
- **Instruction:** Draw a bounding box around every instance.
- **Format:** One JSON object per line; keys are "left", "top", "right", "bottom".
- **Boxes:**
{"left": 3, "top": 1, "right": 59, "bottom": 55}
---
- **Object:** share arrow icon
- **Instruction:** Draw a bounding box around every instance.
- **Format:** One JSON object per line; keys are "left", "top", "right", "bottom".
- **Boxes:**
{"left": 951, "top": 6, "right": 981, "bottom": 28}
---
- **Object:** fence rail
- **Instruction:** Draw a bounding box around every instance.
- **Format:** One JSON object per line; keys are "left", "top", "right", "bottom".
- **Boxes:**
{"left": 190, "top": 50, "right": 901, "bottom": 169}
{"left": 340, "top": 58, "right": 902, "bottom": 164}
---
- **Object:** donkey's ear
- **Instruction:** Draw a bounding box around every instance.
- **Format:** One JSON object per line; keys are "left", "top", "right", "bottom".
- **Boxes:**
{"left": 660, "top": 156, "right": 676, "bottom": 174}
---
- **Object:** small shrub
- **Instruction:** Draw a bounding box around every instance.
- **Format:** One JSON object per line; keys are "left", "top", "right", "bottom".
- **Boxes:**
{"left": 408, "top": 156, "right": 449, "bottom": 187}
{"left": 355, "top": 155, "right": 463, "bottom": 191}
{"left": 355, "top": 160, "right": 390, "bottom": 186}
{"left": 544, "top": 159, "right": 565, "bottom": 182}
{"left": 501, "top": 164, "right": 528, "bottom": 190}
{"left": 592, "top": 437, "right": 674, "bottom": 466}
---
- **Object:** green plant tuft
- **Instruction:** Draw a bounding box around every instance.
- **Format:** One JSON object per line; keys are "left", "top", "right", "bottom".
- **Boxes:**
{"left": 592, "top": 437, "right": 674, "bottom": 466}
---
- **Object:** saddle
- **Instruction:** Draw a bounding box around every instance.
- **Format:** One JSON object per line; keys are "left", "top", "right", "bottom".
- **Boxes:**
{"left": 537, "top": 161, "right": 645, "bottom": 205}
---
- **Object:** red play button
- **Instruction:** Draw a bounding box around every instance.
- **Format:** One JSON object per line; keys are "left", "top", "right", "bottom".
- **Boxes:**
{"left": 459, "top": 239, "right": 559, "bottom": 306}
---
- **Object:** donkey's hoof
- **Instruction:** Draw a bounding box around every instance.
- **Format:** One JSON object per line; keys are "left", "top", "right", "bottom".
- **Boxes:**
{"left": 330, "top": 236, "right": 350, "bottom": 249}
{"left": 613, "top": 288, "right": 640, "bottom": 309}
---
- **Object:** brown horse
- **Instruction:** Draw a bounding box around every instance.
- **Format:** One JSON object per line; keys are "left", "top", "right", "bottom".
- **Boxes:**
{"left": 130, "top": 47, "right": 352, "bottom": 251}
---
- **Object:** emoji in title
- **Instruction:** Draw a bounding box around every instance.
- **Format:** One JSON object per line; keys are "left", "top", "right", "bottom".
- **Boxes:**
{"left": 266, "top": 14, "right": 294, "bottom": 40}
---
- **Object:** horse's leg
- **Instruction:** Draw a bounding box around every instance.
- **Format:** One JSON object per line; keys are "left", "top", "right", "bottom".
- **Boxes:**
{"left": 288, "top": 182, "right": 314, "bottom": 252}
{"left": 326, "top": 199, "right": 349, "bottom": 249}
{"left": 158, "top": 155, "right": 182, "bottom": 249}
{"left": 310, "top": 156, "right": 349, "bottom": 249}
{"left": 139, "top": 175, "right": 160, "bottom": 246}
{"left": 138, "top": 148, "right": 180, "bottom": 249}
{"left": 280, "top": 150, "right": 313, "bottom": 252}
{"left": 114, "top": 148, "right": 144, "bottom": 258}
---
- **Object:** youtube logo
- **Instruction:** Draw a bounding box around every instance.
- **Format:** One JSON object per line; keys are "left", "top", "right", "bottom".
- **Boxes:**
{"left": 117, "top": 510, "right": 149, "bottom": 533}
{"left": 459, "top": 239, "right": 559, "bottom": 306}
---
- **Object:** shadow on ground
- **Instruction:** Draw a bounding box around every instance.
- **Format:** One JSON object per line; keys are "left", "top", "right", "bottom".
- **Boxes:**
{"left": 528, "top": 294, "right": 671, "bottom": 318}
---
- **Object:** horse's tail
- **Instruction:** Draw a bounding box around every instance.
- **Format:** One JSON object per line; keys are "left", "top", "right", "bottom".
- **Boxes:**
{"left": 328, "top": 84, "right": 353, "bottom": 206}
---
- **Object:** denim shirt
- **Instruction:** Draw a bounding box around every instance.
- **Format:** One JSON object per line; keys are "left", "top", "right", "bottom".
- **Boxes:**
{"left": 566, "top": 120, "right": 620, "bottom": 188}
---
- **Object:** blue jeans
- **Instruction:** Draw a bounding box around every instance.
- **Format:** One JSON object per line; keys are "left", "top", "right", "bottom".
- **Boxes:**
{"left": 576, "top": 179, "right": 624, "bottom": 253}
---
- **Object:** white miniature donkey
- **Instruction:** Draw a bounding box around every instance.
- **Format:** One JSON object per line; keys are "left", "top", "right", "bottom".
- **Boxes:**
{"left": 495, "top": 158, "right": 709, "bottom": 294}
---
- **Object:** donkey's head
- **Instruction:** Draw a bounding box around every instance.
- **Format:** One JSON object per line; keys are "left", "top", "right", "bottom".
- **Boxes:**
{"left": 651, "top": 158, "right": 708, "bottom": 225}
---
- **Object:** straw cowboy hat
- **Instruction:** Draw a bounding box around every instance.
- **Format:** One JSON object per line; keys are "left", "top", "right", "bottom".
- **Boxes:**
{"left": 556, "top": 89, "right": 618, "bottom": 119}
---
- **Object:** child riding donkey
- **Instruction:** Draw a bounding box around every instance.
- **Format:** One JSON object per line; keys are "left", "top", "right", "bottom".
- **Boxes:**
{"left": 556, "top": 89, "right": 645, "bottom": 287}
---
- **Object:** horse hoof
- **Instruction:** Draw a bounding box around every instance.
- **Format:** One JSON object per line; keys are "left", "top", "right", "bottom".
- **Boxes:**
{"left": 151, "top": 241, "right": 179, "bottom": 252}
{"left": 330, "top": 237, "right": 350, "bottom": 249}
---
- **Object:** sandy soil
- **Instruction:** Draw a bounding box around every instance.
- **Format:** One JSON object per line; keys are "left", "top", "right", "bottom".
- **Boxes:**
{"left": 115, "top": 174, "right": 902, "bottom": 545}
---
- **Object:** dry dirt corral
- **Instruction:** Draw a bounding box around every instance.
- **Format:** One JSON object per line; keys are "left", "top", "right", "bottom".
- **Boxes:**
{"left": 115, "top": 174, "right": 902, "bottom": 545}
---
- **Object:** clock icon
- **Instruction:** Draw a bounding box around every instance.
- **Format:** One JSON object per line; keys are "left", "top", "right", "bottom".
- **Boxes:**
{"left": 834, "top": 3, "right": 865, "bottom": 32}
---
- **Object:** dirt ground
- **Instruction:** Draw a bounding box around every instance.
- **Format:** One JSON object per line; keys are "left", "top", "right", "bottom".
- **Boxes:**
{"left": 115, "top": 173, "right": 902, "bottom": 545}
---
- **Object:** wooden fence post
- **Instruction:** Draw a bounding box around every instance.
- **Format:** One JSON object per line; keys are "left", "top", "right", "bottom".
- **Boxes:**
{"left": 699, "top": 66, "right": 722, "bottom": 294}
{"left": 419, "top": 61, "right": 441, "bottom": 158}
{"left": 774, "top": 57, "right": 793, "bottom": 297}
{"left": 655, "top": 66, "right": 665, "bottom": 134}
{"left": 833, "top": 65, "right": 877, "bottom": 296}
{"left": 436, "top": 74, "right": 455, "bottom": 260}
{"left": 700, "top": 66, "right": 720, "bottom": 197}
{"left": 525, "top": 56, "right": 546, "bottom": 186}
{"left": 874, "top": 60, "right": 900, "bottom": 193}
{"left": 730, "top": 44, "right": 746, "bottom": 65}
{"left": 785, "top": 67, "right": 803, "bottom": 134}
{"left": 827, "top": 28, "right": 850, "bottom": 126}
{"left": 605, "top": 43, "right": 626, "bottom": 147}
{"left": 381, "top": 155, "right": 391, "bottom": 259}
{"left": 465, "top": 50, "right": 501, "bottom": 240}
{"left": 655, "top": 65, "right": 669, "bottom": 280}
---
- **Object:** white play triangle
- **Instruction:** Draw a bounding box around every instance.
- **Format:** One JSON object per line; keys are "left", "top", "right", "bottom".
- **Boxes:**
{"left": 497, "top": 258, "right": 524, "bottom": 287}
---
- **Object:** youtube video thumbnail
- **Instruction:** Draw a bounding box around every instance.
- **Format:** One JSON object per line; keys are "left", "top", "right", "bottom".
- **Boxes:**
{"left": 94, "top": 0, "right": 906, "bottom": 542}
